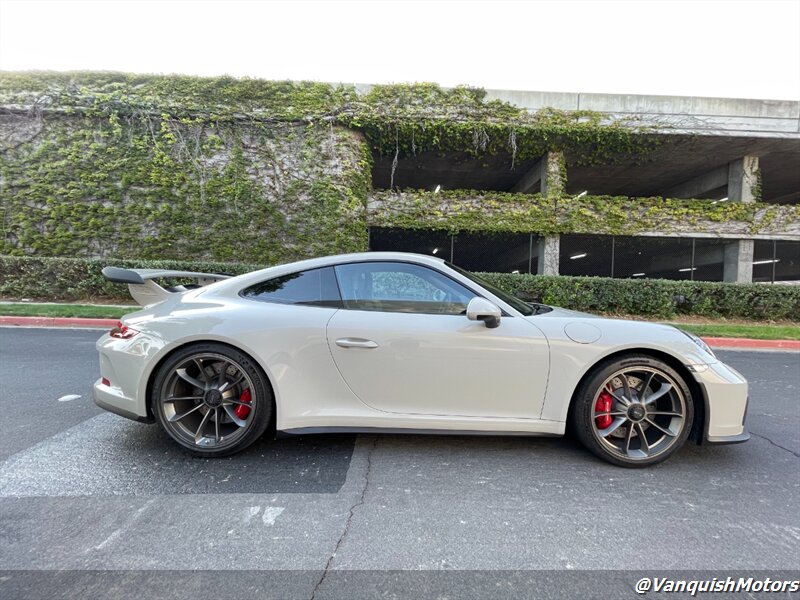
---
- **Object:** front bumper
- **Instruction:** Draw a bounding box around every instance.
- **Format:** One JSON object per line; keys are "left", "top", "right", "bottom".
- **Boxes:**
{"left": 706, "top": 428, "right": 750, "bottom": 444}
{"left": 694, "top": 360, "right": 750, "bottom": 444}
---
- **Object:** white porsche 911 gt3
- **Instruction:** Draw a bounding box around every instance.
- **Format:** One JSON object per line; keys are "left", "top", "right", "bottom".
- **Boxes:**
{"left": 94, "top": 252, "right": 749, "bottom": 467}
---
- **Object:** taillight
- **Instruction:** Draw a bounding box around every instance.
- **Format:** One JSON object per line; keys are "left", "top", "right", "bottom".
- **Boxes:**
{"left": 109, "top": 321, "right": 139, "bottom": 339}
{"left": 101, "top": 377, "right": 110, "bottom": 386}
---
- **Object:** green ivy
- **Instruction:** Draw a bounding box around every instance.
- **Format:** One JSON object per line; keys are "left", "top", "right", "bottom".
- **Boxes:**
{"left": 1, "top": 113, "right": 370, "bottom": 261}
{"left": 340, "top": 84, "right": 659, "bottom": 166}
{"left": 368, "top": 190, "right": 800, "bottom": 236}
{"left": 0, "top": 71, "right": 357, "bottom": 121}
{"left": 1, "top": 72, "right": 660, "bottom": 169}
{"left": 2, "top": 72, "right": 793, "bottom": 263}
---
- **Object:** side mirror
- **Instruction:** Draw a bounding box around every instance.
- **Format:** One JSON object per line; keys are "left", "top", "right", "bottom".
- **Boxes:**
{"left": 466, "top": 297, "right": 501, "bottom": 329}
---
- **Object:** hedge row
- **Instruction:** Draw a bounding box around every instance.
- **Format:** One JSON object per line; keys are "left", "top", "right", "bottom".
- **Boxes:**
{"left": 1, "top": 255, "right": 798, "bottom": 320}
{"left": 478, "top": 272, "right": 800, "bottom": 321}
{"left": 0, "top": 256, "right": 263, "bottom": 302}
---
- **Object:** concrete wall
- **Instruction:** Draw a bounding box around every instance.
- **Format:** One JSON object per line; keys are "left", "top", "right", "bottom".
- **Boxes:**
{"left": 483, "top": 90, "right": 800, "bottom": 138}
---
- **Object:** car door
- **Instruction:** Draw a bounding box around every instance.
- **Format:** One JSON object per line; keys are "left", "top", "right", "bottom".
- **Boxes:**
{"left": 326, "top": 261, "right": 550, "bottom": 419}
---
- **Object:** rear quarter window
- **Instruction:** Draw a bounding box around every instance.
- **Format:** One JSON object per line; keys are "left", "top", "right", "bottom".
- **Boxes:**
{"left": 241, "top": 266, "right": 342, "bottom": 307}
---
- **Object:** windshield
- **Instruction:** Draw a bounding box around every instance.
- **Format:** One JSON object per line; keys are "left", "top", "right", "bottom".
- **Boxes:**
{"left": 446, "top": 262, "right": 535, "bottom": 316}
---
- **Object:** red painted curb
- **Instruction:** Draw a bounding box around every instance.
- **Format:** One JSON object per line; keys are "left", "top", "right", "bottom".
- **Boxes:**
{"left": 702, "top": 336, "right": 800, "bottom": 351}
{"left": 0, "top": 316, "right": 118, "bottom": 328}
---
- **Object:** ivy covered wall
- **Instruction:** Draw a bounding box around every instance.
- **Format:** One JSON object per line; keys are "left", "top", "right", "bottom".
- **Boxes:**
{"left": 0, "top": 111, "right": 371, "bottom": 262}
{"left": 0, "top": 72, "right": 379, "bottom": 262}
{"left": 368, "top": 190, "right": 800, "bottom": 237}
{"left": 1, "top": 71, "right": 797, "bottom": 265}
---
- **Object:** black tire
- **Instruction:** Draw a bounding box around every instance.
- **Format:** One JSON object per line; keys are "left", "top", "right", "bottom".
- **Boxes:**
{"left": 151, "top": 343, "right": 273, "bottom": 457}
{"left": 570, "top": 354, "right": 694, "bottom": 467}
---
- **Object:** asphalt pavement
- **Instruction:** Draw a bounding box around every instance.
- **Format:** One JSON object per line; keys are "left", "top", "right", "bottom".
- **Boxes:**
{"left": 0, "top": 327, "right": 798, "bottom": 598}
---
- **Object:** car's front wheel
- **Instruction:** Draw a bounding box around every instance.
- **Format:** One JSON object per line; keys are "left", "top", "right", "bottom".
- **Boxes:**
{"left": 571, "top": 355, "right": 694, "bottom": 467}
{"left": 151, "top": 343, "right": 273, "bottom": 457}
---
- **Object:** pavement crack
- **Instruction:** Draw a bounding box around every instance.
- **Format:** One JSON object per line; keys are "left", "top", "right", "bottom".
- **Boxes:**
{"left": 310, "top": 435, "right": 378, "bottom": 600}
{"left": 750, "top": 431, "right": 800, "bottom": 458}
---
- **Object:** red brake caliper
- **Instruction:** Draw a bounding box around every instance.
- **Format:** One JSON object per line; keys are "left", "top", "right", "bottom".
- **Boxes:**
{"left": 595, "top": 390, "right": 613, "bottom": 429}
{"left": 234, "top": 388, "right": 252, "bottom": 419}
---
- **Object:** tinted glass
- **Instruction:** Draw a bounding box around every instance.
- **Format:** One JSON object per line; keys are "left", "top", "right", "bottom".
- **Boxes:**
{"left": 241, "top": 267, "right": 342, "bottom": 307}
{"left": 334, "top": 262, "right": 477, "bottom": 315}
{"left": 446, "top": 262, "right": 533, "bottom": 316}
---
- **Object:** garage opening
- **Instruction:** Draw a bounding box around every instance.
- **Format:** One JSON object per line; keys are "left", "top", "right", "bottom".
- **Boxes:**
{"left": 369, "top": 227, "right": 540, "bottom": 273}
{"left": 560, "top": 234, "right": 730, "bottom": 281}
{"left": 370, "top": 149, "right": 541, "bottom": 193}
{"left": 753, "top": 240, "right": 800, "bottom": 282}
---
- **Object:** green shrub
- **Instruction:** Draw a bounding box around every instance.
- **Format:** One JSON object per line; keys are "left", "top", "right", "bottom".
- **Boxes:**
{"left": 0, "top": 255, "right": 262, "bottom": 302}
{"left": 477, "top": 272, "right": 800, "bottom": 320}
{"left": 1, "top": 255, "right": 797, "bottom": 320}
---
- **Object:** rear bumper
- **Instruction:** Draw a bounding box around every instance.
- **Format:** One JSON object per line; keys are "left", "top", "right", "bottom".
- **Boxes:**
{"left": 93, "top": 378, "right": 152, "bottom": 423}
{"left": 95, "top": 331, "right": 156, "bottom": 423}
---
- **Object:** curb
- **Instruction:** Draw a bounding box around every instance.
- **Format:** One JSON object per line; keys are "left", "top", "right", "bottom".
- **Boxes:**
{"left": 701, "top": 336, "right": 800, "bottom": 351}
{"left": 1, "top": 315, "right": 799, "bottom": 351}
{"left": 0, "top": 316, "right": 118, "bottom": 328}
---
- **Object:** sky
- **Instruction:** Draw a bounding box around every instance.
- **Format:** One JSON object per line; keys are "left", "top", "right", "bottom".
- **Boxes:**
{"left": 0, "top": 0, "right": 798, "bottom": 100}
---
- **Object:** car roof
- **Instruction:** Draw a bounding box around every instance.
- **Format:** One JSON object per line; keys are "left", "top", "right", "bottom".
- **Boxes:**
{"left": 206, "top": 252, "right": 447, "bottom": 293}
{"left": 253, "top": 251, "right": 444, "bottom": 276}
{"left": 189, "top": 251, "right": 534, "bottom": 318}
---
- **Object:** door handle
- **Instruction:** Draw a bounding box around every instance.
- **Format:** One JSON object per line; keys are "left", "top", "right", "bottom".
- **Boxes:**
{"left": 335, "top": 337, "right": 379, "bottom": 349}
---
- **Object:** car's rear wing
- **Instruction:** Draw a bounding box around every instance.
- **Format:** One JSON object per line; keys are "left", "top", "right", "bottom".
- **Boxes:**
{"left": 101, "top": 267, "right": 231, "bottom": 307}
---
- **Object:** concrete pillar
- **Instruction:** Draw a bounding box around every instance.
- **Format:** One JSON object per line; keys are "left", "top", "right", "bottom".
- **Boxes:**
{"left": 537, "top": 235, "right": 560, "bottom": 276}
{"left": 511, "top": 151, "right": 566, "bottom": 196}
{"left": 721, "top": 157, "right": 758, "bottom": 282}
{"left": 512, "top": 152, "right": 564, "bottom": 276}
{"left": 727, "top": 156, "right": 759, "bottom": 203}
{"left": 723, "top": 239, "right": 754, "bottom": 283}
{"left": 541, "top": 151, "right": 566, "bottom": 197}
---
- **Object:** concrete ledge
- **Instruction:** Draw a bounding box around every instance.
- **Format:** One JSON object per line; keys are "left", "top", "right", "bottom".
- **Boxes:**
{"left": 483, "top": 89, "right": 800, "bottom": 138}
{"left": 347, "top": 84, "right": 800, "bottom": 137}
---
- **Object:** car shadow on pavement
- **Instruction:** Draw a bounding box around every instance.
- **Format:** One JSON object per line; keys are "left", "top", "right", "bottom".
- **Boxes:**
{"left": 0, "top": 413, "right": 754, "bottom": 499}
{"left": 0, "top": 414, "right": 356, "bottom": 496}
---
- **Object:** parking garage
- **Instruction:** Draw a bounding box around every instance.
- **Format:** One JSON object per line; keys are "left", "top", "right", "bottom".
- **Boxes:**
{"left": 367, "top": 89, "right": 800, "bottom": 282}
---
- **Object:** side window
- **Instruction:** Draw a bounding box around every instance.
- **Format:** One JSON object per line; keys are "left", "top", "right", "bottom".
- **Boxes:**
{"left": 241, "top": 267, "right": 342, "bottom": 307}
{"left": 334, "top": 262, "right": 477, "bottom": 315}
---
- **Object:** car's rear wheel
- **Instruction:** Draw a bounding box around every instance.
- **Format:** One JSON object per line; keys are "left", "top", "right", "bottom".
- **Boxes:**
{"left": 152, "top": 343, "right": 273, "bottom": 457}
{"left": 571, "top": 355, "right": 694, "bottom": 467}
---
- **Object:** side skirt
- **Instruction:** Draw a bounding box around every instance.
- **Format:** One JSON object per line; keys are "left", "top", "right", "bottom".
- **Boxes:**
{"left": 276, "top": 426, "right": 562, "bottom": 438}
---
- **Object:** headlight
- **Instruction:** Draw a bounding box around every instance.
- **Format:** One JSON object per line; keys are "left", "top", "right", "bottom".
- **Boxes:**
{"left": 679, "top": 329, "right": 716, "bottom": 359}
